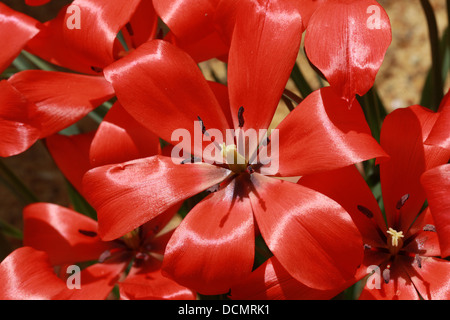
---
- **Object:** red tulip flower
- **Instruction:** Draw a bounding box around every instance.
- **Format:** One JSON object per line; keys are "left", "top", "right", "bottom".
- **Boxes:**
{"left": 83, "top": 0, "right": 387, "bottom": 295}
{"left": 230, "top": 105, "right": 450, "bottom": 300}
{"left": 0, "top": 202, "right": 196, "bottom": 300}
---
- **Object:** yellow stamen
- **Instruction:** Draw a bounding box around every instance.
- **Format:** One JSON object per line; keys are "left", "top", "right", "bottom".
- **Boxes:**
{"left": 122, "top": 229, "right": 140, "bottom": 250}
{"left": 386, "top": 228, "right": 404, "bottom": 247}
{"left": 221, "top": 143, "right": 247, "bottom": 173}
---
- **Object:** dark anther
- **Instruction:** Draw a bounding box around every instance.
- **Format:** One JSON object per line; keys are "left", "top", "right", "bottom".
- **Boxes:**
{"left": 247, "top": 165, "right": 254, "bottom": 174}
{"left": 238, "top": 106, "right": 245, "bottom": 127}
{"left": 78, "top": 229, "right": 97, "bottom": 237}
{"left": 181, "top": 156, "right": 201, "bottom": 164}
{"left": 91, "top": 66, "right": 103, "bottom": 73}
{"left": 357, "top": 205, "right": 374, "bottom": 219}
{"left": 197, "top": 116, "right": 207, "bottom": 135}
{"left": 125, "top": 23, "right": 134, "bottom": 36}
{"left": 415, "top": 254, "right": 422, "bottom": 268}
{"left": 423, "top": 224, "right": 436, "bottom": 232}
{"left": 382, "top": 267, "right": 390, "bottom": 284}
{"left": 396, "top": 194, "right": 410, "bottom": 210}
{"left": 206, "top": 184, "right": 220, "bottom": 193}
{"left": 363, "top": 244, "right": 372, "bottom": 250}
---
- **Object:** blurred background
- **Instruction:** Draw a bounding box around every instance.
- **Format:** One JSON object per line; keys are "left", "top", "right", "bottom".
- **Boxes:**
{"left": 0, "top": 0, "right": 449, "bottom": 257}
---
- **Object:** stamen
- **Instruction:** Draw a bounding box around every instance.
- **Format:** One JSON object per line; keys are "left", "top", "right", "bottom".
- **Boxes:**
{"left": 238, "top": 106, "right": 245, "bottom": 127}
{"left": 387, "top": 228, "right": 404, "bottom": 247}
{"left": 91, "top": 66, "right": 103, "bottom": 73}
{"left": 78, "top": 229, "right": 97, "bottom": 237}
{"left": 99, "top": 250, "right": 111, "bottom": 263}
{"left": 363, "top": 244, "right": 372, "bottom": 250}
{"left": 423, "top": 224, "right": 436, "bottom": 232}
{"left": 357, "top": 205, "right": 374, "bottom": 218}
{"left": 415, "top": 254, "right": 422, "bottom": 268}
{"left": 383, "top": 265, "right": 391, "bottom": 284}
{"left": 197, "top": 116, "right": 207, "bottom": 135}
{"left": 396, "top": 194, "right": 410, "bottom": 210}
{"left": 221, "top": 143, "right": 248, "bottom": 173}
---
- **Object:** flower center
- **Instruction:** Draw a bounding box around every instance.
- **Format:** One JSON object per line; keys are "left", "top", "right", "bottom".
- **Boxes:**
{"left": 386, "top": 227, "right": 404, "bottom": 255}
{"left": 221, "top": 143, "right": 248, "bottom": 174}
{"left": 121, "top": 229, "right": 141, "bottom": 251}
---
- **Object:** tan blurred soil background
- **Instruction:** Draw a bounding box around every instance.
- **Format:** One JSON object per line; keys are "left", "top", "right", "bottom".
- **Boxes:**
{"left": 0, "top": 0, "right": 449, "bottom": 253}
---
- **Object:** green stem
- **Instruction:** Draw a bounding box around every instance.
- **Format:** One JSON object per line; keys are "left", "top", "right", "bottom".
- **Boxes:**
{"left": 0, "top": 159, "right": 39, "bottom": 204}
{"left": 0, "top": 219, "right": 23, "bottom": 240}
{"left": 420, "top": 0, "right": 444, "bottom": 111}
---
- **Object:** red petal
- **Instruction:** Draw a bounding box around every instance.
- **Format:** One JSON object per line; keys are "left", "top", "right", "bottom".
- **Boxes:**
{"left": 46, "top": 132, "right": 94, "bottom": 193}
{"left": 228, "top": 0, "right": 303, "bottom": 131}
{"left": 0, "top": 3, "right": 39, "bottom": 73}
{"left": 380, "top": 105, "right": 450, "bottom": 232}
{"left": 8, "top": 70, "right": 114, "bottom": 138}
{"left": 104, "top": 40, "right": 230, "bottom": 146}
{"left": 0, "top": 81, "right": 40, "bottom": 157}
{"left": 229, "top": 257, "right": 343, "bottom": 300}
{"left": 120, "top": 260, "right": 196, "bottom": 300}
{"left": 162, "top": 176, "right": 255, "bottom": 295}
{"left": 249, "top": 173, "right": 364, "bottom": 290}
{"left": 402, "top": 208, "right": 441, "bottom": 258}
{"left": 23, "top": 203, "right": 114, "bottom": 265}
{"left": 421, "top": 164, "right": 450, "bottom": 257}
{"left": 405, "top": 256, "right": 450, "bottom": 300}
{"left": 68, "top": 261, "right": 127, "bottom": 300}
{"left": 298, "top": 165, "right": 387, "bottom": 246}
{"left": 90, "top": 102, "right": 161, "bottom": 168}
{"left": 31, "top": 0, "right": 140, "bottom": 73}
{"left": 262, "top": 88, "right": 387, "bottom": 176}
{"left": 426, "top": 91, "right": 450, "bottom": 150}
{"left": 305, "top": 0, "right": 391, "bottom": 102}
{"left": 0, "top": 247, "right": 69, "bottom": 300}
{"left": 297, "top": 0, "right": 327, "bottom": 29}
{"left": 154, "top": 0, "right": 228, "bottom": 62}
{"left": 83, "top": 155, "right": 231, "bottom": 241}
{"left": 358, "top": 258, "right": 420, "bottom": 300}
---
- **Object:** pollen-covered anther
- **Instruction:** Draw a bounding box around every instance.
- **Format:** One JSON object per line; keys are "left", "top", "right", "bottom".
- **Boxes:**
{"left": 221, "top": 143, "right": 248, "bottom": 173}
{"left": 387, "top": 228, "right": 404, "bottom": 247}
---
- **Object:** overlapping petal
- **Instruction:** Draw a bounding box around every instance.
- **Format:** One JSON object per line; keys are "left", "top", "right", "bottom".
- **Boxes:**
{"left": 8, "top": 70, "right": 115, "bottom": 138}
{"left": 23, "top": 203, "right": 113, "bottom": 265}
{"left": 379, "top": 105, "right": 450, "bottom": 232}
{"left": 104, "top": 40, "right": 230, "bottom": 149}
{"left": 425, "top": 91, "right": 450, "bottom": 150}
{"left": 421, "top": 164, "right": 450, "bottom": 257}
{"left": 0, "top": 81, "right": 40, "bottom": 157}
{"left": 249, "top": 173, "right": 363, "bottom": 290}
{"left": 162, "top": 176, "right": 255, "bottom": 295}
{"left": 0, "top": 247, "right": 69, "bottom": 300}
{"left": 0, "top": 3, "right": 39, "bottom": 74}
{"left": 228, "top": 0, "right": 303, "bottom": 132}
{"left": 305, "top": 0, "right": 391, "bottom": 102}
{"left": 83, "top": 155, "right": 231, "bottom": 240}
{"left": 261, "top": 88, "right": 387, "bottom": 177}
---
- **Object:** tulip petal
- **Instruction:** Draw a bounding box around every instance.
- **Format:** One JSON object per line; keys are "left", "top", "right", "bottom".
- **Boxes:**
{"left": 421, "top": 164, "right": 450, "bottom": 257}
{"left": 162, "top": 176, "right": 255, "bottom": 295}
{"left": 0, "top": 3, "right": 39, "bottom": 73}
{"left": 228, "top": 0, "right": 303, "bottom": 131}
{"left": 425, "top": 93, "right": 450, "bottom": 150}
{"left": 249, "top": 173, "right": 364, "bottom": 290}
{"left": 298, "top": 165, "right": 387, "bottom": 246}
{"left": 23, "top": 203, "right": 113, "bottom": 265}
{"left": 46, "top": 132, "right": 94, "bottom": 193}
{"left": 261, "top": 88, "right": 387, "bottom": 176}
{"left": 90, "top": 102, "right": 161, "bottom": 168}
{"left": 305, "top": 0, "right": 391, "bottom": 102}
{"left": 404, "top": 256, "right": 450, "bottom": 300}
{"left": 0, "top": 81, "right": 40, "bottom": 157}
{"left": 104, "top": 40, "right": 230, "bottom": 147}
{"left": 380, "top": 105, "right": 450, "bottom": 232}
{"left": 120, "top": 259, "right": 196, "bottom": 300}
{"left": 83, "top": 155, "right": 231, "bottom": 241}
{"left": 0, "top": 247, "right": 69, "bottom": 300}
{"left": 9, "top": 70, "right": 114, "bottom": 138}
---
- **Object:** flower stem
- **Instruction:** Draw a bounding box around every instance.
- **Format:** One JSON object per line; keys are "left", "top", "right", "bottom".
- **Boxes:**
{"left": 420, "top": 0, "right": 444, "bottom": 111}
{"left": 0, "top": 159, "right": 39, "bottom": 204}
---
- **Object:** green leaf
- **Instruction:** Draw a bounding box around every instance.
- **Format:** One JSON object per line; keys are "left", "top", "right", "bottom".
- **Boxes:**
{"left": 0, "top": 219, "right": 23, "bottom": 240}
{"left": 65, "top": 180, "right": 97, "bottom": 220}
{"left": 290, "top": 62, "right": 313, "bottom": 99}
